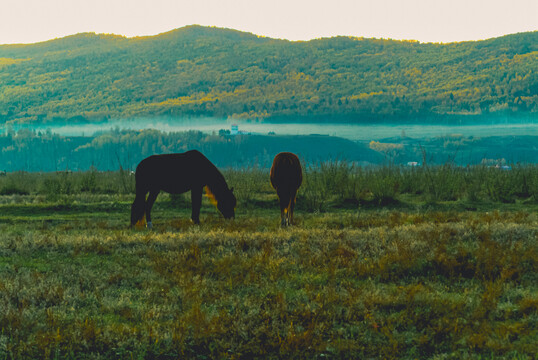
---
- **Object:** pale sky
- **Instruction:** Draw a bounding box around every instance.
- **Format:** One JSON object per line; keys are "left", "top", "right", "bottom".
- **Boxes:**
{"left": 0, "top": 0, "right": 537, "bottom": 45}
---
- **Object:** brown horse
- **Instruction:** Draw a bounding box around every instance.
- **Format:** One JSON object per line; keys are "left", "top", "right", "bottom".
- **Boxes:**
{"left": 131, "top": 150, "right": 236, "bottom": 228}
{"left": 270, "top": 152, "right": 302, "bottom": 226}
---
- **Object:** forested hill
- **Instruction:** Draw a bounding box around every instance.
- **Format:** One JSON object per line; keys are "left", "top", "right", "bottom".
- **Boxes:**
{"left": 0, "top": 26, "right": 536, "bottom": 124}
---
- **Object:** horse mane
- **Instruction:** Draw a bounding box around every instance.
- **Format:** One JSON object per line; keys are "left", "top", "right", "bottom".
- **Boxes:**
{"left": 204, "top": 159, "right": 231, "bottom": 209}
{"left": 205, "top": 186, "right": 218, "bottom": 207}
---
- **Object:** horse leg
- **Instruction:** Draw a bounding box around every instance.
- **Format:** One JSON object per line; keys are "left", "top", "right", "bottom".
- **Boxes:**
{"left": 145, "top": 190, "right": 159, "bottom": 229}
{"left": 289, "top": 189, "right": 297, "bottom": 226}
{"left": 191, "top": 187, "right": 202, "bottom": 224}
{"left": 279, "top": 193, "right": 288, "bottom": 227}
{"left": 131, "top": 191, "right": 147, "bottom": 227}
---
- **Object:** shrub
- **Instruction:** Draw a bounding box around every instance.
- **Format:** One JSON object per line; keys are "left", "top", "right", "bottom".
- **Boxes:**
{"left": 79, "top": 167, "right": 98, "bottom": 193}
{"left": 222, "top": 167, "right": 268, "bottom": 208}
{"left": 300, "top": 164, "right": 330, "bottom": 212}
{"left": 36, "top": 172, "right": 78, "bottom": 201}
{"left": 368, "top": 166, "right": 400, "bottom": 205}
{"left": 0, "top": 183, "right": 29, "bottom": 195}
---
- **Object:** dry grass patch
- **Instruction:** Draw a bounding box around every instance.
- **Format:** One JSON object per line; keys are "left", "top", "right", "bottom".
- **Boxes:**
{"left": 0, "top": 210, "right": 536, "bottom": 358}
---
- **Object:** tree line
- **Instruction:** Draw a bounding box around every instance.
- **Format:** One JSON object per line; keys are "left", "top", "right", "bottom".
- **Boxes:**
{"left": 0, "top": 128, "right": 535, "bottom": 172}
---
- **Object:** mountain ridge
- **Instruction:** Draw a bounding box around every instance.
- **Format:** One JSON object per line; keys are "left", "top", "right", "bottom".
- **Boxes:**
{"left": 3, "top": 25, "right": 536, "bottom": 46}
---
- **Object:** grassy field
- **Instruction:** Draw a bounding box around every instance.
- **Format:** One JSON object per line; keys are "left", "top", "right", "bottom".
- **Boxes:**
{"left": 0, "top": 166, "right": 537, "bottom": 359}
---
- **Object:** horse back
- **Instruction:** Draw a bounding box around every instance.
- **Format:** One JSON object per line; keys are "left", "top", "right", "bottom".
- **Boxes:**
{"left": 270, "top": 152, "right": 302, "bottom": 191}
{"left": 135, "top": 150, "right": 213, "bottom": 193}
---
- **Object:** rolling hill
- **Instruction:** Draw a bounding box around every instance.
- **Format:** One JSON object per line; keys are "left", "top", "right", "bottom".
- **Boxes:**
{"left": 0, "top": 26, "right": 536, "bottom": 124}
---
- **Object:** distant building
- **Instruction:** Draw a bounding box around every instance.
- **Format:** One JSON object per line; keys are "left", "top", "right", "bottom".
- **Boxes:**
{"left": 407, "top": 161, "right": 420, "bottom": 167}
{"left": 231, "top": 124, "right": 238, "bottom": 135}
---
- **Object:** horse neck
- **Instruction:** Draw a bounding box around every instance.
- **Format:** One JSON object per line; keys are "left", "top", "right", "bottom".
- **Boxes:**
{"left": 206, "top": 166, "right": 228, "bottom": 201}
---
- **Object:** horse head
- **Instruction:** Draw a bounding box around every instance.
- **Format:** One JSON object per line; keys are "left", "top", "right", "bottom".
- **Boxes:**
{"left": 217, "top": 187, "right": 236, "bottom": 219}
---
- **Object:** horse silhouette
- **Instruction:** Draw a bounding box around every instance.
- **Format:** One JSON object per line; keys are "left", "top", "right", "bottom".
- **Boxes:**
{"left": 270, "top": 152, "right": 302, "bottom": 226}
{"left": 131, "top": 150, "right": 236, "bottom": 228}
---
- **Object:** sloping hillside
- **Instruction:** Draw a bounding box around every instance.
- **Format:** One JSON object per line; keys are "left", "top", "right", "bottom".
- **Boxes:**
{"left": 0, "top": 26, "right": 536, "bottom": 124}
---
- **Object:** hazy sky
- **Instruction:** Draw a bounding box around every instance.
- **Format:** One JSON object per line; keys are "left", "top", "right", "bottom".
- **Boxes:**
{"left": 1, "top": 0, "right": 537, "bottom": 45}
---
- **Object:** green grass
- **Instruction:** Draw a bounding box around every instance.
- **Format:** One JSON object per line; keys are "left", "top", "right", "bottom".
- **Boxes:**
{"left": 0, "top": 167, "right": 537, "bottom": 359}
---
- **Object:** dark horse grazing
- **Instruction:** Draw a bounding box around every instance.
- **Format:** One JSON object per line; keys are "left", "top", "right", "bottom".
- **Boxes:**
{"left": 131, "top": 150, "right": 236, "bottom": 228}
{"left": 270, "top": 152, "right": 302, "bottom": 227}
